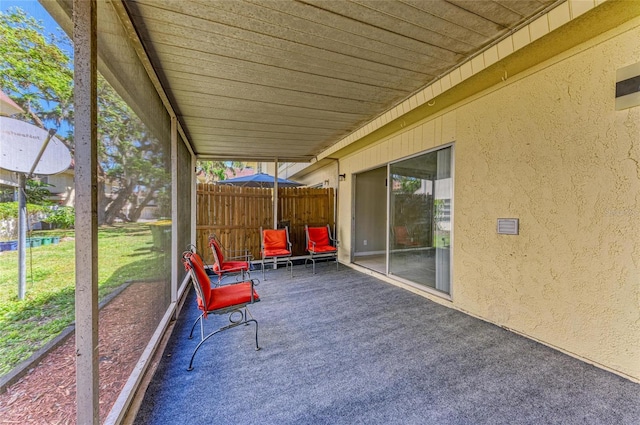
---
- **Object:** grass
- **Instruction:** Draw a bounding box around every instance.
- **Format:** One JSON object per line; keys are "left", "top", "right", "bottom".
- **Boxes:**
{"left": 0, "top": 223, "right": 169, "bottom": 376}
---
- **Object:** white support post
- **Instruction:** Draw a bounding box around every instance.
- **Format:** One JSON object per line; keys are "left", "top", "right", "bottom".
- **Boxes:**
{"left": 73, "top": 0, "right": 98, "bottom": 423}
{"left": 191, "top": 152, "right": 197, "bottom": 248}
{"left": 17, "top": 173, "right": 26, "bottom": 300}
{"left": 272, "top": 159, "right": 279, "bottom": 269}
{"left": 171, "top": 116, "right": 178, "bottom": 304}
{"left": 273, "top": 158, "right": 278, "bottom": 229}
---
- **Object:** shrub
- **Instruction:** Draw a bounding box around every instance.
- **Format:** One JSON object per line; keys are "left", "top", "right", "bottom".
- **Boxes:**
{"left": 44, "top": 206, "right": 75, "bottom": 229}
{"left": 0, "top": 202, "right": 49, "bottom": 220}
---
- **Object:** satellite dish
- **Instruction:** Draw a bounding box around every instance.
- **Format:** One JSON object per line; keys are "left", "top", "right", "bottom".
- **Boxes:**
{"left": 0, "top": 117, "right": 71, "bottom": 175}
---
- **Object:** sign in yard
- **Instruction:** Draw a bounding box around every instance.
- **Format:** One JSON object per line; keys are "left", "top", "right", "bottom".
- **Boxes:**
{"left": 0, "top": 117, "right": 71, "bottom": 175}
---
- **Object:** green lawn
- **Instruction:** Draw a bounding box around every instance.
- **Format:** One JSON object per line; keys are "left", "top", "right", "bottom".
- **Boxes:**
{"left": 0, "top": 223, "right": 168, "bottom": 376}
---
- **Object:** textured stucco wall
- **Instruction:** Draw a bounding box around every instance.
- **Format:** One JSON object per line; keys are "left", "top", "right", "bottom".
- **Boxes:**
{"left": 454, "top": 20, "right": 640, "bottom": 380}
{"left": 330, "top": 17, "right": 640, "bottom": 380}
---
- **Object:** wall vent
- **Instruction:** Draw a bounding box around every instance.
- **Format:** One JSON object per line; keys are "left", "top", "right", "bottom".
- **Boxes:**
{"left": 616, "top": 62, "right": 640, "bottom": 110}
{"left": 497, "top": 218, "right": 519, "bottom": 235}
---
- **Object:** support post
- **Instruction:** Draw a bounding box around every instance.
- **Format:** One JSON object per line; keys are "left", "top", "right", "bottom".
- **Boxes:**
{"left": 273, "top": 158, "right": 278, "bottom": 229}
{"left": 171, "top": 115, "right": 178, "bottom": 304}
{"left": 273, "top": 159, "right": 279, "bottom": 269}
{"left": 17, "top": 174, "right": 26, "bottom": 300}
{"left": 73, "top": 0, "right": 98, "bottom": 423}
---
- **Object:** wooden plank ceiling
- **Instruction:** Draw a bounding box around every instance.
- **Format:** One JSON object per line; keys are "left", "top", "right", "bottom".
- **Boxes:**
{"left": 124, "top": 0, "right": 559, "bottom": 161}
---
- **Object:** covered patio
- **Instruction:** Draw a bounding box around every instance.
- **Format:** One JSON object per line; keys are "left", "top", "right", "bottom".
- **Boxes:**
{"left": 30, "top": 0, "right": 640, "bottom": 422}
{"left": 133, "top": 266, "right": 640, "bottom": 424}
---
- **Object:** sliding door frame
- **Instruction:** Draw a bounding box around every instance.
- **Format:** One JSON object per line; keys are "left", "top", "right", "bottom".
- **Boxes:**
{"left": 351, "top": 143, "right": 455, "bottom": 300}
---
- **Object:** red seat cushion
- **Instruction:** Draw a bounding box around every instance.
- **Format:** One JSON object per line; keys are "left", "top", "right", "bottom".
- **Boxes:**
{"left": 310, "top": 245, "right": 337, "bottom": 254}
{"left": 206, "top": 282, "right": 260, "bottom": 311}
{"left": 263, "top": 248, "right": 291, "bottom": 257}
{"left": 213, "top": 260, "right": 249, "bottom": 273}
{"left": 185, "top": 252, "right": 258, "bottom": 315}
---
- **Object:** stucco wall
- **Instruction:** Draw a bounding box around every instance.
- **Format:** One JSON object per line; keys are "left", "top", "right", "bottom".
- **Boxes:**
{"left": 329, "top": 17, "right": 640, "bottom": 380}
{"left": 454, "top": 19, "right": 640, "bottom": 380}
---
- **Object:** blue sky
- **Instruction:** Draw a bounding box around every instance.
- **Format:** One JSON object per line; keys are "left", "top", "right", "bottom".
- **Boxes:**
{"left": 1, "top": 0, "right": 71, "bottom": 55}
{"left": 1, "top": 0, "right": 60, "bottom": 31}
{"left": 2, "top": 0, "right": 73, "bottom": 136}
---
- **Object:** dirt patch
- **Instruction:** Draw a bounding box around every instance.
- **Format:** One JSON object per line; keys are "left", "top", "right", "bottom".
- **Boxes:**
{"left": 0, "top": 281, "right": 166, "bottom": 424}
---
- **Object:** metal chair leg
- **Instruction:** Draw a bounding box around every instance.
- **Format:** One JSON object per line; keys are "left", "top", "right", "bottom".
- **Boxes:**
{"left": 188, "top": 313, "right": 204, "bottom": 339}
{"left": 187, "top": 309, "right": 260, "bottom": 371}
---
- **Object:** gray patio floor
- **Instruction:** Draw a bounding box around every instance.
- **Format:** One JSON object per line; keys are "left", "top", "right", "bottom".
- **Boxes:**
{"left": 134, "top": 265, "right": 640, "bottom": 424}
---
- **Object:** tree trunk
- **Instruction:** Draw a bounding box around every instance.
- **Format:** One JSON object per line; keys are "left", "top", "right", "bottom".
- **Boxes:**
{"left": 128, "top": 184, "right": 161, "bottom": 222}
{"left": 103, "top": 182, "right": 134, "bottom": 225}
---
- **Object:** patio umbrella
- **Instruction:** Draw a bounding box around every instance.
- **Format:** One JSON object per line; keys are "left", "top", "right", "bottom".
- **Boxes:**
{"left": 217, "top": 172, "right": 302, "bottom": 188}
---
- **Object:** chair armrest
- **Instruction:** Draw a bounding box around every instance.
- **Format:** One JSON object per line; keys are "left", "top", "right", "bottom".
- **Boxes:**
{"left": 249, "top": 278, "right": 260, "bottom": 303}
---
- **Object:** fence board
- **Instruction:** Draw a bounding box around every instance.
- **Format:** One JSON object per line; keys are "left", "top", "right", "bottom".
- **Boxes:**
{"left": 195, "top": 185, "right": 334, "bottom": 263}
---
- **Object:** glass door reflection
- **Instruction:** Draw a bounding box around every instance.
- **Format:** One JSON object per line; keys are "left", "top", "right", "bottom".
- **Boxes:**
{"left": 389, "top": 147, "right": 452, "bottom": 293}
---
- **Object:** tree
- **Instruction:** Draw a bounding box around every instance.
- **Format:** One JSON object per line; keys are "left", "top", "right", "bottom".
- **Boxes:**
{"left": 25, "top": 179, "right": 54, "bottom": 205}
{"left": 0, "top": 8, "right": 73, "bottom": 142}
{"left": 0, "top": 7, "right": 72, "bottom": 227}
{"left": 96, "top": 78, "right": 169, "bottom": 224}
{"left": 395, "top": 175, "right": 421, "bottom": 194}
{"left": 1, "top": 8, "right": 170, "bottom": 225}
{"left": 196, "top": 161, "right": 245, "bottom": 183}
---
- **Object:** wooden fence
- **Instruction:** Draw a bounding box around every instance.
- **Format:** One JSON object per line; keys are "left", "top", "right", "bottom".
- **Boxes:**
{"left": 196, "top": 184, "right": 335, "bottom": 263}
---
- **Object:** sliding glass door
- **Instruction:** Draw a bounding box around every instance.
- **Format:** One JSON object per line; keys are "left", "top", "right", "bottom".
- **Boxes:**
{"left": 353, "top": 166, "right": 387, "bottom": 273}
{"left": 389, "top": 146, "right": 452, "bottom": 294}
{"left": 352, "top": 145, "right": 452, "bottom": 295}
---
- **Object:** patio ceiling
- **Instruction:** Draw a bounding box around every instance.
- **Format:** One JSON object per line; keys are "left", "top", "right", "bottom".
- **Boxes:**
{"left": 123, "top": 0, "right": 560, "bottom": 162}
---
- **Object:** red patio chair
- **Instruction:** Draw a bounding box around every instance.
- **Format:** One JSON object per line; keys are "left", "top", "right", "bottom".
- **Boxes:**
{"left": 186, "top": 243, "right": 216, "bottom": 278}
{"left": 208, "top": 234, "right": 251, "bottom": 285}
{"left": 393, "top": 225, "right": 420, "bottom": 249}
{"left": 182, "top": 250, "right": 260, "bottom": 371}
{"left": 260, "top": 226, "right": 293, "bottom": 279}
{"left": 305, "top": 224, "right": 338, "bottom": 274}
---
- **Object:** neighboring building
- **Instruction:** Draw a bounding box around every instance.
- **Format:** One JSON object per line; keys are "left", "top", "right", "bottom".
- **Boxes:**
{"left": 0, "top": 167, "right": 74, "bottom": 206}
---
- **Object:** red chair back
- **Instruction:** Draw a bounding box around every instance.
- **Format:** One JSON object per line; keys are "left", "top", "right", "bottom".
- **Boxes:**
{"left": 307, "top": 226, "right": 330, "bottom": 250}
{"left": 263, "top": 229, "right": 287, "bottom": 251}
{"left": 394, "top": 226, "right": 410, "bottom": 243}
{"left": 183, "top": 251, "right": 212, "bottom": 315}
{"left": 209, "top": 238, "right": 225, "bottom": 266}
{"left": 190, "top": 250, "right": 206, "bottom": 270}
